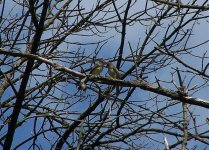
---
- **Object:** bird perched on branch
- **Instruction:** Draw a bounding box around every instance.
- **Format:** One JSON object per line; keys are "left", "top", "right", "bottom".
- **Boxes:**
{"left": 89, "top": 59, "right": 105, "bottom": 75}
{"left": 107, "top": 61, "right": 120, "bottom": 79}
{"left": 79, "top": 59, "right": 105, "bottom": 90}
{"left": 107, "top": 61, "right": 120, "bottom": 95}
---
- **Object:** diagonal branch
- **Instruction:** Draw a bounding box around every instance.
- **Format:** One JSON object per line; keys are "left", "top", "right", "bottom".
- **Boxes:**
{"left": 1, "top": 49, "right": 209, "bottom": 110}
{"left": 151, "top": 0, "right": 209, "bottom": 10}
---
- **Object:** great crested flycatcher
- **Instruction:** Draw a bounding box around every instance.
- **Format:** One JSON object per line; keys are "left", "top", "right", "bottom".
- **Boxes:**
{"left": 89, "top": 59, "right": 105, "bottom": 75}
{"left": 79, "top": 59, "right": 105, "bottom": 90}
{"left": 107, "top": 61, "right": 120, "bottom": 95}
{"left": 107, "top": 61, "right": 120, "bottom": 79}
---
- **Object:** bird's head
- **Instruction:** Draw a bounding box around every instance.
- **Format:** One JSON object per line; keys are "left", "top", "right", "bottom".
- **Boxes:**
{"left": 106, "top": 61, "right": 113, "bottom": 68}
{"left": 98, "top": 58, "right": 106, "bottom": 65}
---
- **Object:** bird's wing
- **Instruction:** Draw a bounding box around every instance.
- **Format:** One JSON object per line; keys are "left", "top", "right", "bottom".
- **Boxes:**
{"left": 113, "top": 66, "right": 120, "bottom": 79}
{"left": 90, "top": 63, "right": 103, "bottom": 75}
{"left": 89, "top": 63, "right": 99, "bottom": 74}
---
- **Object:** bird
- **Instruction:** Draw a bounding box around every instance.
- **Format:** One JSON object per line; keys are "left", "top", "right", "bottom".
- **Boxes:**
{"left": 107, "top": 61, "right": 120, "bottom": 95}
{"left": 89, "top": 59, "right": 105, "bottom": 75}
{"left": 107, "top": 61, "right": 120, "bottom": 79}
{"left": 78, "top": 59, "right": 105, "bottom": 90}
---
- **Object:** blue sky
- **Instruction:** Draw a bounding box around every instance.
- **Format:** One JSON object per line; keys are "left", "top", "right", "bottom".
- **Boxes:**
{"left": 1, "top": 0, "right": 209, "bottom": 149}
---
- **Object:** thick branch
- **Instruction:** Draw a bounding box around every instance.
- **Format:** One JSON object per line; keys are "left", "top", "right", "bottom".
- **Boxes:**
{"left": 151, "top": 0, "right": 209, "bottom": 10}
{"left": 1, "top": 49, "right": 209, "bottom": 110}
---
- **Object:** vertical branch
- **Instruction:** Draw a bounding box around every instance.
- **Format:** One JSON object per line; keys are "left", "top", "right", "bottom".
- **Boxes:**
{"left": 182, "top": 92, "right": 188, "bottom": 150}
{"left": 116, "top": 0, "right": 132, "bottom": 69}
{"left": 3, "top": 1, "right": 49, "bottom": 149}
{"left": 176, "top": 68, "right": 188, "bottom": 150}
{"left": 0, "top": 0, "right": 5, "bottom": 24}
{"left": 164, "top": 136, "right": 170, "bottom": 150}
